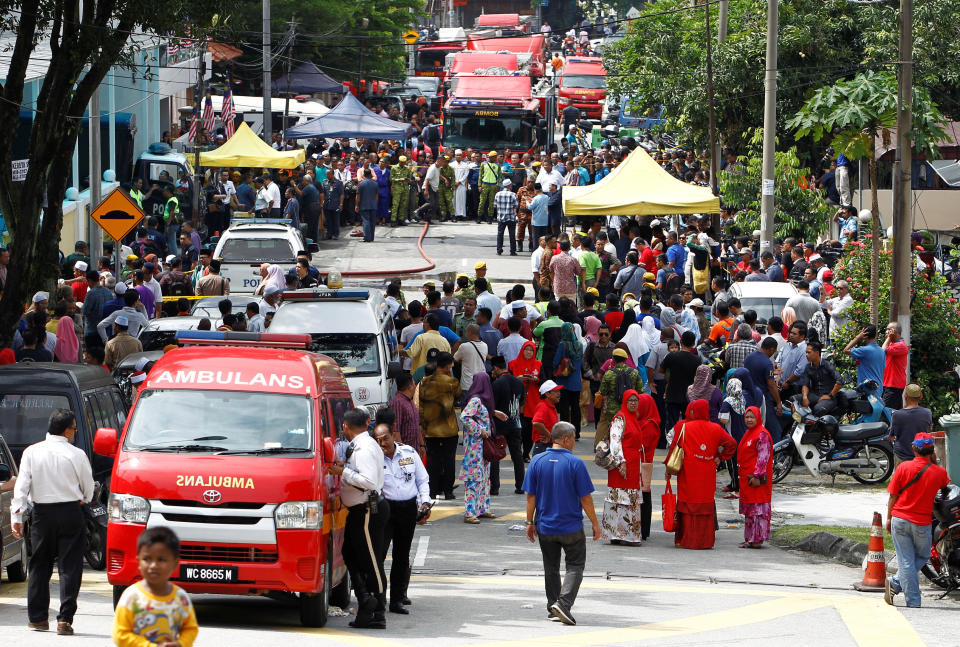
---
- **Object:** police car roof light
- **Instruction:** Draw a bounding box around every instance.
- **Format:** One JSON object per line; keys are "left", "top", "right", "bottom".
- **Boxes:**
{"left": 175, "top": 330, "right": 312, "bottom": 348}
{"left": 230, "top": 217, "right": 293, "bottom": 226}
{"left": 281, "top": 289, "right": 370, "bottom": 301}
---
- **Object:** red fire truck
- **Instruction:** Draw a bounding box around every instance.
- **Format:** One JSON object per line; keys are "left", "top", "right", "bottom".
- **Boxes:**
{"left": 96, "top": 331, "right": 355, "bottom": 627}
{"left": 557, "top": 56, "right": 607, "bottom": 120}
{"left": 442, "top": 75, "right": 540, "bottom": 154}
{"left": 466, "top": 34, "right": 546, "bottom": 77}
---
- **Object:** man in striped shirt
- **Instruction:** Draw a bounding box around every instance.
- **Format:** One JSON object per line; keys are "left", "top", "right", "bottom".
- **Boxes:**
{"left": 495, "top": 179, "right": 519, "bottom": 256}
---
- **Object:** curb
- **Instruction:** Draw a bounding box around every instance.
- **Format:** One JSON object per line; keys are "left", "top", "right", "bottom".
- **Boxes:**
{"left": 774, "top": 530, "right": 897, "bottom": 573}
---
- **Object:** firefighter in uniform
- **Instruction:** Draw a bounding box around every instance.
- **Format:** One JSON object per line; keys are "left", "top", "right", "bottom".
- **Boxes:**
{"left": 477, "top": 150, "right": 502, "bottom": 224}
{"left": 437, "top": 155, "right": 456, "bottom": 222}
{"left": 373, "top": 424, "right": 431, "bottom": 614}
{"left": 390, "top": 156, "right": 412, "bottom": 226}
{"left": 326, "top": 408, "right": 389, "bottom": 629}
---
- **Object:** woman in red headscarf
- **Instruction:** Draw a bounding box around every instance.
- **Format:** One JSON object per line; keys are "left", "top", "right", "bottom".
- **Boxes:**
{"left": 601, "top": 390, "right": 654, "bottom": 545}
{"left": 667, "top": 399, "right": 737, "bottom": 549}
{"left": 737, "top": 406, "right": 774, "bottom": 548}
{"left": 509, "top": 340, "right": 541, "bottom": 461}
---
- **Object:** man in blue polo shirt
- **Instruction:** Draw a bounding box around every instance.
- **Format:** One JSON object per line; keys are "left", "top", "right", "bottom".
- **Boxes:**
{"left": 842, "top": 324, "right": 885, "bottom": 396}
{"left": 522, "top": 421, "right": 600, "bottom": 627}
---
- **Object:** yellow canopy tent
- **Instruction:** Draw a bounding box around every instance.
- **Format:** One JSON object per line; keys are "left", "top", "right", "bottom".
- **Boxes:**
{"left": 198, "top": 122, "right": 306, "bottom": 169}
{"left": 562, "top": 147, "right": 721, "bottom": 216}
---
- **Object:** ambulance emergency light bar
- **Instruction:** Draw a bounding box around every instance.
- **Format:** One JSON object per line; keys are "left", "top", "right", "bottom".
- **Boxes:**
{"left": 175, "top": 331, "right": 312, "bottom": 348}
{"left": 565, "top": 57, "right": 603, "bottom": 64}
{"left": 231, "top": 216, "right": 295, "bottom": 226}
{"left": 449, "top": 99, "right": 526, "bottom": 107}
{"left": 281, "top": 289, "right": 370, "bottom": 300}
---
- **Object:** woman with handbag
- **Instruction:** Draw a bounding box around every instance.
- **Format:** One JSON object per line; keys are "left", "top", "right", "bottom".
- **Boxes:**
{"left": 737, "top": 406, "right": 774, "bottom": 548}
{"left": 459, "top": 372, "right": 505, "bottom": 524}
{"left": 666, "top": 399, "right": 737, "bottom": 549}
{"left": 509, "top": 341, "right": 541, "bottom": 462}
{"left": 552, "top": 322, "right": 583, "bottom": 439}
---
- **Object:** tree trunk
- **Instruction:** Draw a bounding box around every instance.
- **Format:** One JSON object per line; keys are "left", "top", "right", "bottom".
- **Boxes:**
{"left": 869, "top": 143, "right": 880, "bottom": 327}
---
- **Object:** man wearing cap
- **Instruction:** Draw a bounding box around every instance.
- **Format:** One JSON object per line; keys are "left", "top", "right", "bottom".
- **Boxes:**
{"left": 98, "top": 290, "right": 148, "bottom": 342}
{"left": 70, "top": 260, "right": 90, "bottom": 302}
{"left": 495, "top": 179, "right": 519, "bottom": 256}
{"left": 63, "top": 241, "right": 89, "bottom": 279}
{"left": 101, "top": 281, "right": 129, "bottom": 321}
{"left": 103, "top": 315, "right": 143, "bottom": 371}
{"left": 478, "top": 151, "right": 502, "bottom": 224}
{"left": 884, "top": 431, "right": 950, "bottom": 608}
{"left": 889, "top": 384, "right": 932, "bottom": 467}
{"left": 596, "top": 348, "right": 644, "bottom": 448}
{"left": 79, "top": 271, "right": 111, "bottom": 346}
{"left": 438, "top": 155, "right": 456, "bottom": 222}
{"left": 390, "top": 156, "right": 413, "bottom": 226}
{"left": 531, "top": 381, "right": 563, "bottom": 456}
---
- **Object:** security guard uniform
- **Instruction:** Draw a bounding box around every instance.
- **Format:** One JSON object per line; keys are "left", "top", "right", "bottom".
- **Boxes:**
{"left": 477, "top": 153, "right": 502, "bottom": 223}
{"left": 341, "top": 430, "right": 389, "bottom": 628}
{"left": 129, "top": 187, "right": 144, "bottom": 209}
{"left": 381, "top": 442, "right": 430, "bottom": 610}
{"left": 437, "top": 160, "right": 455, "bottom": 221}
{"left": 390, "top": 158, "right": 412, "bottom": 225}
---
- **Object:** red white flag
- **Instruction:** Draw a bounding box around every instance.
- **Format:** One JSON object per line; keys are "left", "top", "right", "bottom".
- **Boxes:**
{"left": 202, "top": 94, "right": 215, "bottom": 133}
{"left": 187, "top": 106, "right": 198, "bottom": 143}
{"left": 222, "top": 84, "right": 236, "bottom": 139}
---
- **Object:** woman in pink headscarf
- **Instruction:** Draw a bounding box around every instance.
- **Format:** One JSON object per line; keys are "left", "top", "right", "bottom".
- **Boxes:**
{"left": 254, "top": 263, "right": 287, "bottom": 296}
{"left": 54, "top": 314, "right": 80, "bottom": 363}
{"left": 583, "top": 315, "right": 602, "bottom": 343}
{"left": 780, "top": 305, "right": 797, "bottom": 337}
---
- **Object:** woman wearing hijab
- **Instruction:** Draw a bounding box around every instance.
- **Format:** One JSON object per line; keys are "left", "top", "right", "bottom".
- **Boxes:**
{"left": 459, "top": 372, "right": 500, "bottom": 523}
{"left": 601, "top": 390, "right": 659, "bottom": 545}
{"left": 641, "top": 316, "right": 661, "bottom": 349}
{"left": 54, "top": 314, "right": 80, "bottom": 363}
{"left": 611, "top": 308, "right": 636, "bottom": 343}
{"left": 659, "top": 307, "right": 684, "bottom": 339}
{"left": 666, "top": 399, "right": 736, "bottom": 549}
{"left": 619, "top": 324, "right": 651, "bottom": 392}
{"left": 780, "top": 305, "right": 797, "bottom": 337}
{"left": 718, "top": 378, "right": 748, "bottom": 496}
{"left": 687, "top": 364, "right": 721, "bottom": 422}
{"left": 509, "top": 340, "right": 541, "bottom": 461}
{"left": 737, "top": 406, "right": 773, "bottom": 548}
{"left": 552, "top": 322, "right": 583, "bottom": 438}
{"left": 254, "top": 263, "right": 287, "bottom": 296}
{"left": 731, "top": 367, "right": 763, "bottom": 412}
{"left": 582, "top": 316, "right": 602, "bottom": 343}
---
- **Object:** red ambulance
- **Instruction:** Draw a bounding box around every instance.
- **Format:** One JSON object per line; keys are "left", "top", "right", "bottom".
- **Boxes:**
{"left": 95, "top": 331, "right": 355, "bottom": 627}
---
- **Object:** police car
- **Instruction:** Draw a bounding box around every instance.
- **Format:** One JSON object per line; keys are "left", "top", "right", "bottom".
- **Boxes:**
{"left": 212, "top": 217, "right": 318, "bottom": 294}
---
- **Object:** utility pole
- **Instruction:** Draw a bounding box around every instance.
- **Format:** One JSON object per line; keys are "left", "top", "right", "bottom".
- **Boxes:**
{"left": 718, "top": 0, "right": 728, "bottom": 42}
{"left": 759, "top": 0, "right": 778, "bottom": 252}
{"left": 262, "top": 0, "right": 272, "bottom": 143}
{"left": 89, "top": 87, "right": 103, "bottom": 259}
{"left": 704, "top": 0, "right": 718, "bottom": 196}
{"left": 193, "top": 45, "right": 206, "bottom": 221}
{"left": 891, "top": 0, "right": 913, "bottom": 355}
{"left": 283, "top": 19, "right": 296, "bottom": 138}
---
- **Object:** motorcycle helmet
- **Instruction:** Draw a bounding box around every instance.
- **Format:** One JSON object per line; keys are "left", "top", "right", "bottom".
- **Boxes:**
{"left": 815, "top": 415, "right": 839, "bottom": 438}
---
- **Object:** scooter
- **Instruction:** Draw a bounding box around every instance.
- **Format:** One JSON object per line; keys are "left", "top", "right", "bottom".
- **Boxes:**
{"left": 771, "top": 396, "right": 894, "bottom": 485}
{"left": 922, "top": 482, "right": 960, "bottom": 596}
{"left": 835, "top": 379, "right": 892, "bottom": 425}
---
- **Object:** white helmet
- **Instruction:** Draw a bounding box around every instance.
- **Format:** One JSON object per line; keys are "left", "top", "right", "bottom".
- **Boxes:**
{"left": 858, "top": 208, "right": 873, "bottom": 224}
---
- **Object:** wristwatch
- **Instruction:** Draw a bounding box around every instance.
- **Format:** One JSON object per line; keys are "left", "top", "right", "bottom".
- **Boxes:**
{"left": 526, "top": 520, "right": 534, "bottom": 525}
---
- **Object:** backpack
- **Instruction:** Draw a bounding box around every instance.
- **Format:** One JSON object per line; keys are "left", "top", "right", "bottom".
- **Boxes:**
{"left": 613, "top": 366, "right": 635, "bottom": 403}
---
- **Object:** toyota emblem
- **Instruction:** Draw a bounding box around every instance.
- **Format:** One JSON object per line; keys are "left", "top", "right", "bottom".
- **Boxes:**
{"left": 202, "top": 490, "right": 222, "bottom": 504}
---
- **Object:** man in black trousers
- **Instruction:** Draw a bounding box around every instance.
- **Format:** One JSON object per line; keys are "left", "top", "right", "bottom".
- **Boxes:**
{"left": 490, "top": 356, "right": 526, "bottom": 495}
{"left": 12, "top": 409, "right": 94, "bottom": 635}
{"left": 374, "top": 423, "right": 431, "bottom": 614}
{"left": 326, "top": 408, "right": 389, "bottom": 628}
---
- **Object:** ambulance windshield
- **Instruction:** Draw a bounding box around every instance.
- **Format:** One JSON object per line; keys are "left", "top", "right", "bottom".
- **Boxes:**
{"left": 124, "top": 390, "right": 313, "bottom": 454}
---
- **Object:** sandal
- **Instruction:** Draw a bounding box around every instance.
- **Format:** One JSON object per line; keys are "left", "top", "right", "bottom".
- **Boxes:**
{"left": 723, "top": 492, "right": 739, "bottom": 499}
{"left": 463, "top": 516, "right": 480, "bottom": 524}
{"left": 738, "top": 542, "right": 752, "bottom": 549}
{"left": 479, "top": 512, "right": 496, "bottom": 519}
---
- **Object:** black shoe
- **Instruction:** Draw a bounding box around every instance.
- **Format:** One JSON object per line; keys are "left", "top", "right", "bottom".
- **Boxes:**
{"left": 445, "top": 492, "right": 457, "bottom": 500}
{"left": 351, "top": 617, "right": 387, "bottom": 629}
{"left": 490, "top": 490, "right": 499, "bottom": 496}
{"left": 514, "top": 488, "right": 524, "bottom": 494}
{"left": 549, "top": 602, "right": 576, "bottom": 626}
{"left": 389, "top": 603, "right": 409, "bottom": 614}
{"left": 497, "top": 250, "right": 503, "bottom": 255}
{"left": 510, "top": 251, "right": 518, "bottom": 256}
{"left": 401, "top": 596, "right": 412, "bottom": 605}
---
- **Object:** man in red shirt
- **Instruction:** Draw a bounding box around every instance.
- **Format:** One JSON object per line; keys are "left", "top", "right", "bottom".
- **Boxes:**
{"left": 884, "top": 432, "right": 950, "bottom": 608}
{"left": 882, "top": 321, "right": 909, "bottom": 411}
{"left": 531, "top": 381, "right": 562, "bottom": 457}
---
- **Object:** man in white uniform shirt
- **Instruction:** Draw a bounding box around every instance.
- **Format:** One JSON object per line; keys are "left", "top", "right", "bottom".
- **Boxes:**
{"left": 375, "top": 424, "right": 431, "bottom": 614}
{"left": 450, "top": 149, "right": 471, "bottom": 220}
{"left": 12, "top": 409, "right": 94, "bottom": 635}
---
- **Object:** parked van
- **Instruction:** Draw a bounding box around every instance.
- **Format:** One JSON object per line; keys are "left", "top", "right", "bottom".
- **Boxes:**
{"left": 96, "top": 331, "right": 353, "bottom": 626}
{"left": 268, "top": 289, "right": 402, "bottom": 418}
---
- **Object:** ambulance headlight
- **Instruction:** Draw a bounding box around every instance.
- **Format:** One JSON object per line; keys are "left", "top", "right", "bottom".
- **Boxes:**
{"left": 109, "top": 493, "right": 150, "bottom": 524}
{"left": 275, "top": 501, "right": 322, "bottom": 529}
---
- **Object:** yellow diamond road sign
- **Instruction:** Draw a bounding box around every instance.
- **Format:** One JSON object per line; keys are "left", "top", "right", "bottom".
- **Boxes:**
{"left": 90, "top": 187, "right": 145, "bottom": 242}
{"left": 403, "top": 30, "right": 419, "bottom": 45}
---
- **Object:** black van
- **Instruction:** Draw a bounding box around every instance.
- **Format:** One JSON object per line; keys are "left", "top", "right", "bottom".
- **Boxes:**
{"left": 0, "top": 364, "right": 126, "bottom": 485}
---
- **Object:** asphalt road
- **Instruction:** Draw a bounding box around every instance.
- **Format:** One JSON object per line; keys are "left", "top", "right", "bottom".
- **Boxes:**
{"left": 2, "top": 423, "right": 956, "bottom": 646}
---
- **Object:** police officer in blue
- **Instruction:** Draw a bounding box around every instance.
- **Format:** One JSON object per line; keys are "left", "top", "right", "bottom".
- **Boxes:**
{"left": 374, "top": 422, "right": 431, "bottom": 615}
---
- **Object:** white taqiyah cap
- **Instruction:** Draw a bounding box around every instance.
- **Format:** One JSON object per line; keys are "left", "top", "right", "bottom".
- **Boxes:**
{"left": 74, "top": 261, "right": 88, "bottom": 272}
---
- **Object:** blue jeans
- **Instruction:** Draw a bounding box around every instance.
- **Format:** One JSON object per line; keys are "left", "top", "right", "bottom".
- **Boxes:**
{"left": 890, "top": 516, "right": 932, "bottom": 607}
{"left": 165, "top": 223, "right": 180, "bottom": 256}
{"left": 360, "top": 209, "right": 376, "bottom": 242}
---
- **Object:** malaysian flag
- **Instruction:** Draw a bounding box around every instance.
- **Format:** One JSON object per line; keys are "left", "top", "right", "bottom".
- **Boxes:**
{"left": 168, "top": 38, "right": 179, "bottom": 55}
{"left": 187, "top": 106, "right": 199, "bottom": 142}
{"left": 202, "top": 94, "right": 214, "bottom": 133}
{"left": 221, "top": 84, "right": 236, "bottom": 139}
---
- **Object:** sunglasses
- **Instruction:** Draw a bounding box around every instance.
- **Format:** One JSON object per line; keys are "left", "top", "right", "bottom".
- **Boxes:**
{"left": 599, "top": 332, "right": 610, "bottom": 336}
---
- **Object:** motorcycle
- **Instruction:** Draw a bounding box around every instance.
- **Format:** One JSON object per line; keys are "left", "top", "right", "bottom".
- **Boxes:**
{"left": 83, "top": 482, "right": 108, "bottom": 570}
{"left": 922, "top": 482, "right": 960, "bottom": 595}
{"left": 835, "top": 379, "right": 891, "bottom": 425}
{"left": 697, "top": 342, "right": 725, "bottom": 384}
{"left": 771, "top": 396, "right": 894, "bottom": 485}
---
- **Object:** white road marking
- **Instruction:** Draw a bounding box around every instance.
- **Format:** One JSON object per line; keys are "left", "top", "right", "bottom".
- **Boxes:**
{"left": 413, "top": 535, "right": 430, "bottom": 567}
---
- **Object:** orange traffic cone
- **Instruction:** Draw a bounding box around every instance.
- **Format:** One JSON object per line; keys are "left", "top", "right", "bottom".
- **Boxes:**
{"left": 853, "top": 511, "right": 887, "bottom": 592}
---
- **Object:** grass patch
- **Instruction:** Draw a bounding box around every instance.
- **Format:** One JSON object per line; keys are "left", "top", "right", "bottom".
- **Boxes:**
{"left": 774, "top": 524, "right": 895, "bottom": 552}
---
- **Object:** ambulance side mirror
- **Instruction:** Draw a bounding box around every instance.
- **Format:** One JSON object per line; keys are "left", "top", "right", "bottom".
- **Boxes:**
{"left": 94, "top": 427, "right": 119, "bottom": 458}
{"left": 322, "top": 437, "right": 336, "bottom": 463}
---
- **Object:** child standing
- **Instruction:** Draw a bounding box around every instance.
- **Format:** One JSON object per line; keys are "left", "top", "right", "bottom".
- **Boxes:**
{"left": 113, "top": 527, "right": 198, "bottom": 647}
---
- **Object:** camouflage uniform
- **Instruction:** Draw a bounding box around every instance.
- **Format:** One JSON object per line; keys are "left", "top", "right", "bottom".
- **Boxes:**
{"left": 438, "top": 163, "right": 455, "bottom": 220}
{"left": 390, "top": 162, "right": 412, "bottom": 224}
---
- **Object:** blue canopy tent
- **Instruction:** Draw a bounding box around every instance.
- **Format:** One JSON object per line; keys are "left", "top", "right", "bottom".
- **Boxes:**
{"left": 271, "top": 61, "right": 343, "bottom": 94}
{"left": 284, "top": 92, "right": 413, "bottom": 140}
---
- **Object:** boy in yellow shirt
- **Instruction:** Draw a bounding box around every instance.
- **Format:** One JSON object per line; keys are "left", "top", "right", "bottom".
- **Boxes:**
{"left": 113, "top": 527, "right": 198, "bottom": 647}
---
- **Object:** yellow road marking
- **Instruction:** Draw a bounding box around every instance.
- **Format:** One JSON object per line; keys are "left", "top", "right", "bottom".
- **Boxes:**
{"left": 834, "top": 596, "right": 926, "bottom": 647}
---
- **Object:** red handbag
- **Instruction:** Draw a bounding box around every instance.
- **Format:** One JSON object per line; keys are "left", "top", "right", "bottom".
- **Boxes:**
{"left": 661, "top": 477, "right": 677, "bottom": 533}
